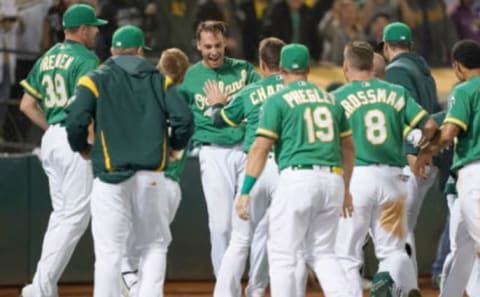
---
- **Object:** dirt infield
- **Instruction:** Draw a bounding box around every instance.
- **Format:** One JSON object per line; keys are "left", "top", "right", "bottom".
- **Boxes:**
{"left": 0, "top": 277, "right": 441, "bottom": 297}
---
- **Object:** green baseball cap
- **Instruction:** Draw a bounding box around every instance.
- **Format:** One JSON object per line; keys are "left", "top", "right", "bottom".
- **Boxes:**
{"left": 383, "top": 22, "right": 412, "bottom": 43}
{"left": 62, "top": 4, "right": 108, "bottom": 28}
{"left": 280, "top": 43, "right": 310, "bottom": 71}
{"left": 112, "top": 25, "right": 151, "bottom": 50}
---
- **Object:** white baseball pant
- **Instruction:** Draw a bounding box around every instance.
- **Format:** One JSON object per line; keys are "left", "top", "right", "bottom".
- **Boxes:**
{"left": 269, "top": 167, "right": 353, "bottom": 297}
{"left": 30, "top": 124, "right": 92, "bottom": 297}
{"left": 336, "top": 166, "right": 418, "bottom": 297}
{"left": 214, "top": 157, "right": 307, "bottom": 297}
{"left": 440, "top": 195, "right": 478, "bottom": 297}
{"left": 120, "top": 177, "right": 182, "bottom": 295}
{"left": 403, "top": 165, "right": 439, "bottom": 275}
{"left": 198, "top": 144, "right": 245, "bottom": 275}
{"left": 91, "top": 171, "right": 177, "bottom": 297}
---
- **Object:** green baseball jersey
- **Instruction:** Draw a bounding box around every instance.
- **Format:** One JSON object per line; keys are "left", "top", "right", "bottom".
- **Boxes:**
{"left": 257, "top": 80, "right": 351, "bottom": 170}
{"left": 444, "top": 76, "right": 480, "bottom": 171}
{"left": 178, "top": 57, "right": 260, "bottom": 146}
{"left": 20, "top": 40, "right": 99, "bottom": 124}
{"left": 332, "top": 79, "right": 428, "bottom": 167}
{"left": 221, "top": 74, "right": 284, "bottom": 152}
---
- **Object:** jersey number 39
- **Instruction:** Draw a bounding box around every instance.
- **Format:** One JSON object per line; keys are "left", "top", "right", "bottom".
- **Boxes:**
{"left": 42, "top": 74, "right": 68, "bottom": 108}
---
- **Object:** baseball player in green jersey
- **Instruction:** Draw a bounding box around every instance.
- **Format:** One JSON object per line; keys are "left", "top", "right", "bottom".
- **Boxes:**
{"left": 415, "top": 39, "right": 480, "bottom": 297}
{"left": 207, "top": 37, "right": 307, "bottom": 297}
{"left": 65, "top": 25, "right": 194, "bottom": 297}
{"left": 380, "top": 22, "right": 443, "bottom": 274}
{"left": 333, "top": 41, "right": 438, "bottom": 297}
{"left": 238, "top": 43, "right": 356, "bottom": 297}
{"left": 119, "top": 47, "right": 191, "bottom": 297}
{"left": 177, "top": 20, "right": 260, "bottom": 277}
{"left": 18, "top": 4, "right": 107, "bottom": 297}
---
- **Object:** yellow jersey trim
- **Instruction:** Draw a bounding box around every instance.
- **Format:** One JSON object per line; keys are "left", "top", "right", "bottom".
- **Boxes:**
{"left": 100, "top": 130, "right": 113, "bottom": 172}
{"left": 403, "top": 126, "right": 412, "bottom": 137}
{"left": 78, "top": 76, "right": 99, "bottom": 98}
{"left": 164, "top": 76, "right": 173, "bottom": 92}
{"left": 156, "top": 131, "right": 167, "bottom": 172}
{"left": 408, "top": 110, "right": 428, "bottom": 129}
{"left": 444, "top": 117, "right": 468, "bottom": 131}
{"left": 256, "top": 128, "right": 278, "bottom": 140}
{"left": 340, "top": 129, "right": 352, "bottom": 138}
{"left": 220, "top": 109, "right": 240, "bottom": 127}
{"left": 20, "top": 80, "right": 41, "bottom": 99}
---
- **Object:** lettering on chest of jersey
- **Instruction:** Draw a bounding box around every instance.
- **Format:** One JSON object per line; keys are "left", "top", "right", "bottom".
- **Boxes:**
{"left": 194, "top": 70, "right": 248, "bottom": 112}
{"left": 40, "top": 54, "right": 75, "bottom": 72}
{"left": 250, "top": 84, "right": 283, "bottom": 105}
{"left": 340, "top": 88, "right": 405, "bottom": 118}
{"left": 283, "top": 88, "right": 334, "bottom": 108}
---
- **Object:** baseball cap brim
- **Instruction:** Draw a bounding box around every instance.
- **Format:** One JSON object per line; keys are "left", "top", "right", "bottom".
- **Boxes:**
{"left": 91, "top": 19, "right": 108, "bottom": 26}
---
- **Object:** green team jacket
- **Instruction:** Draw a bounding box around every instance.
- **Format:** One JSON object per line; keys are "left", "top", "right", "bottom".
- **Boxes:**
{"left": 385, "top": 52, "right": 441, "bottom": 114}
{"left": 65, "top": 55, "right": 194, "bottom": 184}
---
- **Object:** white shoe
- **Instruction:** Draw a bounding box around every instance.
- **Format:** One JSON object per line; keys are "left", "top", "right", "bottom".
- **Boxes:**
{"left": 20, "top": 284, "right": 33, "bottom": 297}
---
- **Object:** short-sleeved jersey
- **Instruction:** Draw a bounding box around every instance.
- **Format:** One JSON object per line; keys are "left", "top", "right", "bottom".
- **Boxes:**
{"left": 221, "top": 74, "right": 284, "bottom": 152}
{"left": 332, "top": 79, "right": 428, "bottom": 167}
{"left": 178, "top": 57, "right": 260, "bottom": 146}
{"left": 20, "top": 40, "right": 99, "bottom": 124}
{"left": 444, "top": 76, "right": 480, "bottom": 170}
{"left": 257, "top": 80, "right": 351, "bottom": 170}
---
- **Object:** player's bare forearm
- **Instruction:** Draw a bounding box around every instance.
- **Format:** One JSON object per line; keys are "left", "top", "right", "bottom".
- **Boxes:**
{"left": 19, "top": 93, "right": 48, "bottom": 130}
{"left": 340, "top": 136, "right": 355, "bottom": 192}
{"left": 423, "top": 124, "right": 458, "bottom": 156}
{"left": 420, "top": 118, "right": 439, "bottom": 144}
{"left": 245, "top": 136, "right": 273, "bottom": 178}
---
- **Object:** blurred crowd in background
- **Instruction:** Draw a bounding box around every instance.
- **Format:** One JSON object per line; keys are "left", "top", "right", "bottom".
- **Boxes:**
{"left": 0, "top": 0, "right": 479, "bottom": 147}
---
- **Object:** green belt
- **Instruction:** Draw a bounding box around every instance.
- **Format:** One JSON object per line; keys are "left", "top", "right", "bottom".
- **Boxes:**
{"left": 289, "top": 164, "right": 343, "bottom": 175}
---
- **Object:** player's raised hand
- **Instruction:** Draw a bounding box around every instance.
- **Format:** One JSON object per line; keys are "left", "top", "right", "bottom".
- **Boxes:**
{"left": 342, "top": 191, "right": 354, "bottom": 218}
{"left": 236, "top": 194, "right": 250, "bottom": 220}
{"left": 203, "top": 80, "right": 226, "bottom": 106}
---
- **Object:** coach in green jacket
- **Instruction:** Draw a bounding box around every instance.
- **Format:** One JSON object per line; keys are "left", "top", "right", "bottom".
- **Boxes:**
{"left": 380, "top": 21, "right": 445, "bottom": 277}
{"left": 65, "top": 25, "right": 193, "bottom": 297}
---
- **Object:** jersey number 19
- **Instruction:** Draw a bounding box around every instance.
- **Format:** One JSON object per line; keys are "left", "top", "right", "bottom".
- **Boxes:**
{"left": 304, "top": 107, "right": 334, "bottom": 143}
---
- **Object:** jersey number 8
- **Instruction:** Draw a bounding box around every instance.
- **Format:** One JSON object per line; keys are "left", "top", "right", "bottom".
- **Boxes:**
{"left": 42, "top": 73, "right": 68, "bottom": 108}
{"left": 304, "top": 106, "right": 334, "bottom": 143}
{"left": 364, "top": 109, "right": 387, "bottom": 145}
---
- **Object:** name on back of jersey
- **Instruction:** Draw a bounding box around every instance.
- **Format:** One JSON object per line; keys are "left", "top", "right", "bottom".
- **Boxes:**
{"left": 283, "top": 88, "right": 334, "bottom": 108}
{"left": 339, "top": 88, "right": 405, "bottom": 118}
{"left": 250, "top": 83, "right": 284, "bottom": 105}
{"left": 40, "top": 54, "right": 75, "bottom": 72}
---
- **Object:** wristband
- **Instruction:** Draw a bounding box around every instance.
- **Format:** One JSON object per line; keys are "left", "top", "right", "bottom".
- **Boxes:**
{"left": 241, "top": 175, "right": 257, "bottom": 195}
